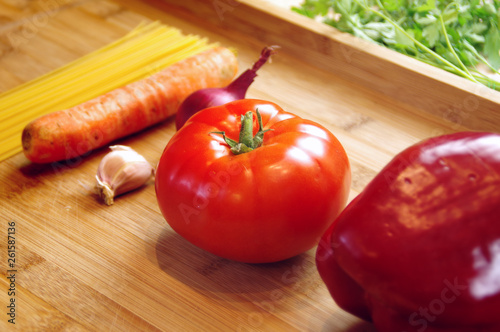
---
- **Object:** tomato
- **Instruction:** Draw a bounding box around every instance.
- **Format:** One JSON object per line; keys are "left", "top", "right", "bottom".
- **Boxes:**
{"left": 155, "top": 99, "right": 351, "bottom": 263}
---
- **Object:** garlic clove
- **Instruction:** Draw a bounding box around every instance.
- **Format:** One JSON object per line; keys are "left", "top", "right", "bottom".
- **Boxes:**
{"left": 96, "top": 145, "right": 154, "bottom": 205}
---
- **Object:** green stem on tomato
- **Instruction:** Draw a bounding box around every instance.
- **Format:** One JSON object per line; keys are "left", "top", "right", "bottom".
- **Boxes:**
{"left": 212, "top": 109, "right": 272, "bottom": 155}
{"left": 238, "top": 112, "right": 256, "bottom": 148}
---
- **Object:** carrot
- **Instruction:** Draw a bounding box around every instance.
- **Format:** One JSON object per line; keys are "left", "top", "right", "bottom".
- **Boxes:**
{"left": 22, "top": 47, "right": 238, "bottom": 163}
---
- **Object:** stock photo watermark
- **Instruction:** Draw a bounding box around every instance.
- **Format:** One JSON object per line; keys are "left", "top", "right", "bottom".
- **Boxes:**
{"left": 406, "top": 278, "right": 467, "bottom": 332}
{"left": 178, "top": 160, "right": 245, "bottom": 224}
{"left": 237, "top": 255, "right": 318, "bottom": 331}
{"left": 213, "top": 0, "right": 240, "bottom": 21}
{"left": 6, "top": 220, "right": 17, "bottom": 325}
{"left": 4, "top": 0, "right": 68, "bottom": 51}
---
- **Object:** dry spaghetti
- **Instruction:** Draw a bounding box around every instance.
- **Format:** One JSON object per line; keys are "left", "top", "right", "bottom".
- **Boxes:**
{"left": 0, "top": 21, "right": 216, "bottom": 162}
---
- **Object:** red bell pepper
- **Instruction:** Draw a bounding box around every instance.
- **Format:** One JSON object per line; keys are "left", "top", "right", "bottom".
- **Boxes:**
{"left": 316, "top": 131, "right": 500, "bottom": 332}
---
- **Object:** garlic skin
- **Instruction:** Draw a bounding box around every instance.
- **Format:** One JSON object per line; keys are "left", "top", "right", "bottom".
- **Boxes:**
{"left": 96, "top": 145, "right": 154, "bottom": 205}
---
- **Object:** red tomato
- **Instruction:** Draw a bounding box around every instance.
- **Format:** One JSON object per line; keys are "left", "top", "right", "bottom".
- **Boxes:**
{"left": 155, "top": 99, "right": 351, "bottom": 263}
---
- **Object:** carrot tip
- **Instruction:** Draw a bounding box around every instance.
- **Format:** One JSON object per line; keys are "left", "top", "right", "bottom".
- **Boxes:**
{"left": 22, "top": 127, "right": 32, "bottom": 152}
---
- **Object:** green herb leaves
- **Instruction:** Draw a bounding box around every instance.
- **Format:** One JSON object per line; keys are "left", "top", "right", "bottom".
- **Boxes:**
{"left": 293, "top": 0, "right": 500, "bottom": 90}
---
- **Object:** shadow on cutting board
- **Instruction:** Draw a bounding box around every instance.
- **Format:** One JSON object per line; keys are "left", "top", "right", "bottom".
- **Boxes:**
{"left": 322, "top": 316, "right": 377, "bottom": 332}
{"left": 154, "top": 227, "right": 320, "bottom": 300}
{"left": 344, "top": 321, "right": 377, "bottom": 332}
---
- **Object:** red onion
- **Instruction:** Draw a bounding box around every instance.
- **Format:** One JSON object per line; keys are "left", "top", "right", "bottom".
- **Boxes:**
{"left": 175, "top": 45, "right": 279, "bottom": 130}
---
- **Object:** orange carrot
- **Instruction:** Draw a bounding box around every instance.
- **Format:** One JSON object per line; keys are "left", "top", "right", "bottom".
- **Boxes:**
{"left": 22, "top": 47, "right": 238, "bottom": 163}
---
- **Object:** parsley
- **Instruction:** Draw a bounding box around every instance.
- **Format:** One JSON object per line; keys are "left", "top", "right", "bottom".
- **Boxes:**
{"left": 293, "top": 0, "right": 500, "bottom": 91}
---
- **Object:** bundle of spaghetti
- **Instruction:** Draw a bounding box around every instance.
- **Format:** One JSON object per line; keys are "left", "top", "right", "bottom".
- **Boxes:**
{"left": 0, "top": 21, "right": 215, "bottom": 162}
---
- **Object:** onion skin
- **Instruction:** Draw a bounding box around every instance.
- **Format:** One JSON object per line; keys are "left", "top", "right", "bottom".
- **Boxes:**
{"left": 175, "top": 89, "right": 238, "bottom": 129}
{"left": 175, "top": 45, "right": 279, "bottom": 130}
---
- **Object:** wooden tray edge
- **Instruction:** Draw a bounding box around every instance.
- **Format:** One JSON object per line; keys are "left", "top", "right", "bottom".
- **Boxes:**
{"left": 159, "top": 0, "right": 500, "bottom": 133}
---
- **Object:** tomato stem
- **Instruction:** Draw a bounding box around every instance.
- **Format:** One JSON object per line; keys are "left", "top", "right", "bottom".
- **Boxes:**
{"left": 213, "top": 109, "right": 271, "bottom": 155}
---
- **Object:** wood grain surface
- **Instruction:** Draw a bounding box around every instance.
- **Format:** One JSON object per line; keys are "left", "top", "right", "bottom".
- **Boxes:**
{"left": 1, "top": 0, "right": 499, "bottom": 331}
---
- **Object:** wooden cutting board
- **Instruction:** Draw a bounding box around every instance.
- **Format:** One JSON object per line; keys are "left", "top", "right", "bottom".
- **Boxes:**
{"left": 1, "top": 0, "right": 499, "bottom": 331}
